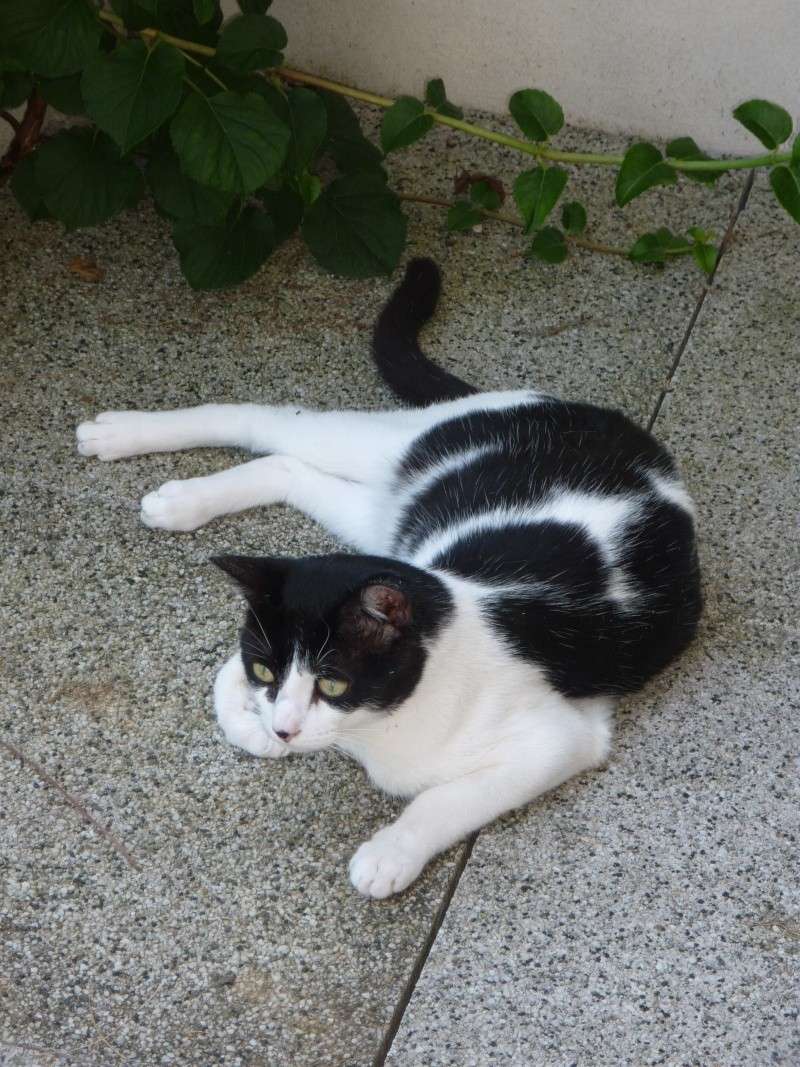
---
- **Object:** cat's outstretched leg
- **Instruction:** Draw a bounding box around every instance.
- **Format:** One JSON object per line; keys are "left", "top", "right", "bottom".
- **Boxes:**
{"left": 214, "top": 652, "right": 288, "bottom": 758}
{"left": 141, "top": 454, "right": 383, "bottom": 550}
{"left": 76, "top": 402, "right": 426, "bottom": 483}
{"left": 77, "top": 394, "right": 530, "bottom": 482}
{"left": 349, "top": 698, "right": 612, "bottom": 898}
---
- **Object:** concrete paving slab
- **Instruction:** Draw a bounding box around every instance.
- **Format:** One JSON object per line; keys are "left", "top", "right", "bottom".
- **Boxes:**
{"left": 385, "top": 177, "right": 800, "bottom": 1065}
{"left": 0, "top": 111, "right": 758, "bottom": 1066}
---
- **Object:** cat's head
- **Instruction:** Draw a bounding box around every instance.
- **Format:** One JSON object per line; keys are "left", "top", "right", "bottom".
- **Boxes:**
{"left": 212, "top": 553, "right": 452, "bottom": 752}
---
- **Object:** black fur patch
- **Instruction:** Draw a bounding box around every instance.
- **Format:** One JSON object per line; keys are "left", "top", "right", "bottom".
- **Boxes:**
{"left": 214, "top": 554, "right": 453, "bottom": 712}
{"left": 390, "top": 398, "right": 701, "bottom": 697}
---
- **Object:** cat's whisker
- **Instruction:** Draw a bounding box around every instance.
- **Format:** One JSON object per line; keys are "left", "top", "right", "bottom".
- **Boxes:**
{"left": 251, "top": 613, "right": 272, "bottom": 653}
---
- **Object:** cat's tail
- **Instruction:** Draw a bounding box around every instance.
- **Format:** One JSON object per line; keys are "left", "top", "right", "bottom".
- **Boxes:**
{"left": 372, "top": 257, "right": 477, "bottom": 406}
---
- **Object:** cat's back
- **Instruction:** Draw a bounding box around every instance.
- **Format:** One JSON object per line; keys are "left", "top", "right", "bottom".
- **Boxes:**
{"left": 388, "top": 390, "right": 702, "bottom": 699}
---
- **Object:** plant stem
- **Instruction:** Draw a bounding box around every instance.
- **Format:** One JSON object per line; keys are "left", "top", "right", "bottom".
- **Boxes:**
{"left": 0, "top": 91, "right": 47, "bottom": 185}
{"left": 568, "top": 235, "right": 628, "bottom": 256}
{"left": 181, "top": 47, "right": 228, "bottom": 91}
{"left": 94, "top": 9, "right": 792, "bottom": 173}
{"left": 398, "top": 191, "right": 629, "bottom": 255}
{"left": 0, "top": 110, "right": 21, "bottom": 134}
{"left": 398, "top": 192, "right": 522, "bottom": 227}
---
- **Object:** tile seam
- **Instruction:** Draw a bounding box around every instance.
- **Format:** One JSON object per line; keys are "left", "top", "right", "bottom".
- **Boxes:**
{"left": 647, "top": 171, "right": 756, "bottom": 433}
{"left": 371, "top": 833, "right": 478, "bottom": 1067}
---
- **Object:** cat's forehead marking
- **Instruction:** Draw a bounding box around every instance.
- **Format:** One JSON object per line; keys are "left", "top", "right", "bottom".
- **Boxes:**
{"left": 277, "top": 653, "right": 316, "bottom": 705}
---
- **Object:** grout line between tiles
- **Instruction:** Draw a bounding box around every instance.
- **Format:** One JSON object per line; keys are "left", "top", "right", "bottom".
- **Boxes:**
{"left": 647, "top": 171, "right": 756, "bottom": 432}
{"left": 371, "top": 170, "right": 759, "bottom": 1067}
{"left": 371, "top": 833, "right": 478, "bottom": 1067}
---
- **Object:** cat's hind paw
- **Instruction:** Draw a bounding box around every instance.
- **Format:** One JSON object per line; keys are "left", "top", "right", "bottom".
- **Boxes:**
{"left": 349, "top": 829, "right": 426, "bottom": 899}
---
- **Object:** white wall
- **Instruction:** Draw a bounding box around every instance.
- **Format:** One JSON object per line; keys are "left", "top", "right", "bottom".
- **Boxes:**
{"left": 264, "top": 0, "right": 800, "bottom": 154}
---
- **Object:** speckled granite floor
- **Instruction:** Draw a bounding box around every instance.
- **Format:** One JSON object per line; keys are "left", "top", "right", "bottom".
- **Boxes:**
{"left": 1, "top": 106, "right": 798, "bottom": 1067}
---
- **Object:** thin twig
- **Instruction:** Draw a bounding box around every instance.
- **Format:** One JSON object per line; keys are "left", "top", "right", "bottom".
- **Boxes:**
{"left": 398, "top": 191, "right": 629, "bottom": 255}
{"left": 568, "top": 234, "right": 629, "bottom": 256}
{"left": 0, "top": 91, "right": 47, "bottom": 185}
{"left": 0, "top": 738, "right": 142, "bottom": 871}
{"left": 399, "top": 191, "right": 522, "bottom": 227}
{"left": 0, "top": 109, "right": 21, "bottom": 133}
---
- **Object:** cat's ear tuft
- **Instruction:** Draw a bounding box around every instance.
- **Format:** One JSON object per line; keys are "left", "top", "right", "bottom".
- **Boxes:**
{"left": 210, "top": 555, "right": 287, "bottom": 604}
{"left": 338, "top": 582, "right": 412, "bottom": 650}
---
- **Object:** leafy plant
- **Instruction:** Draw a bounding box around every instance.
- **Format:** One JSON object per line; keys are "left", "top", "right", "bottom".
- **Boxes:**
{"left": 1, "top": 0, "right": 798, "bottom": 289}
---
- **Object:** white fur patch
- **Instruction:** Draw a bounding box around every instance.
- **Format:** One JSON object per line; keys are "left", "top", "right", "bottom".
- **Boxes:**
{"left": 648, "top": 472, "right": 696, "bottom": 518}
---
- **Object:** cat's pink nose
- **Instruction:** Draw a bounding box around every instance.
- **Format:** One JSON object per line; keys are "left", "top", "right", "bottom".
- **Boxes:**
{"left": 275, "top": 729, "right": 298, "bottom": 742}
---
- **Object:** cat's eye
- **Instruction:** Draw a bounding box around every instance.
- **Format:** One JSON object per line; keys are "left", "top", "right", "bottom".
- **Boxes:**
{"left": 318, "top": 677, "right": 350, "bottom": 699}
{"left": 252, "top": 662, "right": 275, "bottom": 685}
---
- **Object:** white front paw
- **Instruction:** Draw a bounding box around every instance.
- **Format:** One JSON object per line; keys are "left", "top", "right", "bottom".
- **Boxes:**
{"left": 76, "top": 411, "right": 147, "bottom": 460}
{"left": 141, "top": 480, "right": 211, "bottom": 532}
{"left": 349, "top": 828, "right": 426, "bottom": 899}
{"left": 218, "top": 704, "right": 288, "bottom": 759}
{"left": 214, "top": 654, "right": 288, "bottom": 759}
{"left": 226, "top": 718, "right": 288, "bottom": 759}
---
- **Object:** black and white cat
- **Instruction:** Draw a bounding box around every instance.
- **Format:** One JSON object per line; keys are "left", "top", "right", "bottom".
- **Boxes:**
{"left": 76, "top": 259, "right": 702, "bottom": 898}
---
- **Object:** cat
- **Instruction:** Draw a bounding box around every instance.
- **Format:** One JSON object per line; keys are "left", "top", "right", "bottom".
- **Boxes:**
{"left": 76, "top": 258, "right": 702, "bottom": 899}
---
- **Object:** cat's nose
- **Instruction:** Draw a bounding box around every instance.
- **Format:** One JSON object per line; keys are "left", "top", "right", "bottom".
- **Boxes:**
{"left": 275, "top": 728, "right": 297, "bottom": 742}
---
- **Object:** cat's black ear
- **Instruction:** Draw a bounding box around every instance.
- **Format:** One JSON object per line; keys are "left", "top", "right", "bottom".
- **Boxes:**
{"left": 210, "top": 555, "right": 287, "bottom": 605}
{"left": 339, "top": 581, "right": 413, "bottom": 651}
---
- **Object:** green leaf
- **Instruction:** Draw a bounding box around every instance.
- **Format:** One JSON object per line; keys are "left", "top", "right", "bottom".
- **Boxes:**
{"left": 192, "top": 0, "right": 217, "bottom": 24}
{"left": 147, "top": 145, "right": 235, "bottom": 222}
{"left": 447, "top": 201, "right": 483, "bottom": 231}
{"left": 206, "top": 68, "right": 288, "bottom": 118}
{"left": 509, "top": 89, "right": 564, "bottom": 142}
{"left": 173, "top": 205, "right": 276, "bottom": 289}
{"left": 425, "top": 77, "right": 462, "bottom": 119}
{"left": 380, "top": 96, "right": 434, "bottom": 154}
{"left": 34, "top": 127, "right": 144, "bottom": 230}
{"left": 302, "top": 171, "right": 407, "bottom": 277}
{"left": 285, "top": 88, "right": 327, "bottom": 174}
{"left": 561, "top": 200, "right": 587, "bottom": 234}
{"left": 792, "top": 135, "right": 800, "bottom": 166}
{"left": 0, "top": 53, "right": 27, "bottom": 74}
{"left": 0, "top": 72, "right": 33, "bottom": 109}
{"left": 10, "top": 153, "right": 52, "bottom": 221}
{"left": 237, "top": 0, "right": 272, "bottom": 11}
{"left": 470, "top": 180, "right": 502, "bottom": 212}
{"left": 82, "top": 41, "right": 186, "bottom": 154}
{"left": 769, "top": 162, "right": 800, "bottom": 224}
{"left": 629, "top": 228, "right": 692, "bottom": 263}
{"left": 666, "top": 136, "right": 720, "bottom": 185}
{"left": 216, "top": 14, "right": 287, "bottom": 72}
{"left": 733, "top": 98, "right": 792, "bottom": 150}
{"left": 528, "top": 226, "right": 567, "bottom": 263}
{"left": 322, "top": 92, "right": 383, "bottom": 172}
{"left": 297, "top": 173, "right": 322, "bottom": 207}
{"left": 687, "top": 225, "right": 714, "bottom": 243}
{"left": 691, "top": 242, "right": 717, "bottom": 275}
{"left": 259, "top": 185, "right": 304, "bottom": 243}
{"left": 111, "top": 0, "right": 221, "bottom": 46}
{"left": 0, "top": 0, "right": 102, "bottom": 77}
{"left": 170, "top": 90, "right": 289, "bottom": 194}
{"left": 629, "top": 233, "right": 668, "bottom": 264}
{"left": 615, "top": 143, "right": 677, "bottom": 206}
{"left": 513, "top": 166, "right": 568, "bottom": 232}
{"left": 655, "top": 226, "right": 692, "bottom": 253}
{"left": 37, "top": 73, "right": 85, "bottom": 115}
